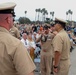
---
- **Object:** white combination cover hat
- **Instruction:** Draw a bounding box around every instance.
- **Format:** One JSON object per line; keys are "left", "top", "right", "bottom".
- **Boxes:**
{"left": 0, "top": 2, "right": 16, "bottom": 16}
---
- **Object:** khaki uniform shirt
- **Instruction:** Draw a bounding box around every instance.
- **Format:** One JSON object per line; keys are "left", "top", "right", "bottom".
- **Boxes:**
{"left": 41, "top": 33, "right": 53, "bottom": 55}
{"left": 26, "top": 25, "right": 32, "bottom": 32}
{"left": 9, "top": 26, "right": 20, "bottom": 39}
{"left": 53, "top": 29, "right": 71, "bottom": 60}
{"left": 0, "top": 27, "right": 36, "bottom": 75}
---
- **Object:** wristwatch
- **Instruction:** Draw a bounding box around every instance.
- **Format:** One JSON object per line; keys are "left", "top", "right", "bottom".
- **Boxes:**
{"left": 53, "top": 65, "right": 58, "bottom": 68}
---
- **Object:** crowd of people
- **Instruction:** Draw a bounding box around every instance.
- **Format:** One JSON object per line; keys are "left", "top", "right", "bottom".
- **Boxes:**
{"left": 11, "top": 18, "right": 76, "bottom": 75}
{"left": 0, "top": 2, "right": 76, "bottom": 75}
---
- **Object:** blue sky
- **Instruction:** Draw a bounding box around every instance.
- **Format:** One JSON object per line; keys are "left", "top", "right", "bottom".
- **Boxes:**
{"left": 0, "top": 0, "right": 76, "bottom": 21}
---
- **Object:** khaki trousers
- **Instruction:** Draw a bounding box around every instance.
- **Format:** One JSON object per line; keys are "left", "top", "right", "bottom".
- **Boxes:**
{"left": 54, "top": 59, "right": 71, "bottom": 75}
{"left": 40, "top": 54, "right": 52, "bottom": 75}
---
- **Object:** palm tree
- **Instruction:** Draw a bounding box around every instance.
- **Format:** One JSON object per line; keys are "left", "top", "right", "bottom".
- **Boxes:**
{"left": 25, "top": 11, "right": 27, "bottom": 18}
{"left": 41, "top": 8, "right": 46, "bottom": 22}
{"left": 68, "top": 9, "right": 73, "bottom": 21}
{"left": 66, "top": 11, "right": 68, "bottom": 20}
{"left": 46, "top": 11, "right": 48, "bottom": 18}
{"left": 41, "top": 8, "right": 48, "bottom": 22}
{"left": 44, "top": 10, "right": 48, "bottom": 22}
{"left": 70, "top": 11, "right": 73, "bottom": 21}
{"left": 40, "top": 9, "right": 43, "bottom": 21}
{"left": 50, "top": 11, "right": 54, "bottom": 21}
{"left": 35, "top": 8, "right": 41, "bottom": 22}
{"left": 37, "top": 8, "right": 41, "bottom": 21}
{"left": 68, "top": 10, "right": 71, "bottom": 21}
{"left": 35, "top": 9, "right": 38, "bottom": 21}
{"left": 50, "top": 12, "right": 52, "bottom": 21}
{"left": 52, "top": 12, "right": 54, "bottom": 21}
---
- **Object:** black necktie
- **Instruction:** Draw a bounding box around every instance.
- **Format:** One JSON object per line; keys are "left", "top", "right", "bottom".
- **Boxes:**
{"left": 25, "top": 41, "right": 27, "bottom": 45}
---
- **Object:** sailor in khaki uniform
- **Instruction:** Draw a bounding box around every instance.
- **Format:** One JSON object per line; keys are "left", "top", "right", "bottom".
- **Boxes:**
{"left": 9, "top": 25, "right": 20, "bottom": 39}
{"left": 36, "top": 26, "right": 53, "bottom": 75}
{"left": 0, "top": 2, "right": 36, "bottom": 75}
{"left": 53, "top": 18, "right": 71, "bottom": 75}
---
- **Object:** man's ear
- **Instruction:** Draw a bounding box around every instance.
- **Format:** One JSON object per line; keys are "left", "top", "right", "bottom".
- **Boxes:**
{"left": 6, "top": 17, "right": 11, "bottom": 24}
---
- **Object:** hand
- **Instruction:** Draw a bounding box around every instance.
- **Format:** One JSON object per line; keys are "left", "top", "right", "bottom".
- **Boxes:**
{"left": 53, "top": 31, "right": 58, "bottom": 35}
{"left": 49, "top": 29, "right": 52, "bottom": 32}
{"left": 53, "top": 68, "right": 58, "bottom": 73}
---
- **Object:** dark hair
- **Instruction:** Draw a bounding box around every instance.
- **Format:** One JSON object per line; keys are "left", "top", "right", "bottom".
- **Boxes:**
{"left": 51, "top": 24, "right": 55, "bottom": 27}
{"left": 44, "top": 25, "right": 48, "bottom": 30}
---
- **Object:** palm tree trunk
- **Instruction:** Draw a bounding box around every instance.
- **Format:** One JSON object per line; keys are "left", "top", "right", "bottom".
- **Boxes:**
{"left": 35, "top": 13, "right": 37, "bottom": 22}
{"left": 38, "top": 12, "right": 39, "bottom": 21}
{"left": 68, "top": 14, "right": 70, "bottom": 21}
{"left": 71, "top": 14, "right": 72, "bottom": 21}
